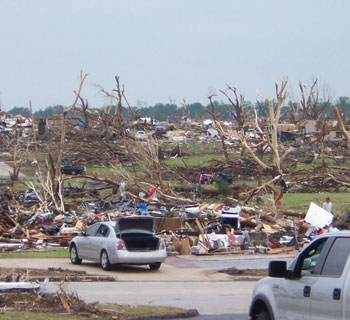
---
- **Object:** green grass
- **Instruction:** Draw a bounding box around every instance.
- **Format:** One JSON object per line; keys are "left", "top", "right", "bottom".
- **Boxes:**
{"left": 85, "top": 166, "right": 113, "bottom": 175}
{"left": 282, "top": 192, "right": 350, "bottom": 217}
{"left": 164, "top": 154, "right": 224, "bottom": 168}
{"left": 163, "top": 142, "right": 224, "bottom": 154}
{"left": 0, "top": 248, "right": 69, "bottom": 259}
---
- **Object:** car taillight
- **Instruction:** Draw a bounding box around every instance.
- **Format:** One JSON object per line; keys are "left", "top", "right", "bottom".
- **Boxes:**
{"left": 117, "top": 240, "right": 126, "bottom": 250}
{"left": 160, "top": 239, "right": 166, "bottom": 250}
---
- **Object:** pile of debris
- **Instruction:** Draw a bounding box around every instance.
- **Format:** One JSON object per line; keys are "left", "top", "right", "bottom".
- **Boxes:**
{"left": 0, "top": 186, "right": 311, "bottom": 256}
{"left": 0, "top": 285, "right": 125, "bottom": 319}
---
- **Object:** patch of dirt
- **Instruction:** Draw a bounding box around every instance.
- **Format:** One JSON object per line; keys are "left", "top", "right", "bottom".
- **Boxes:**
{"left": 218, "top": 267, "right": 268, "bottom": 277}
{"left": 0, "top": 267, "right": 115, "bottom": 282}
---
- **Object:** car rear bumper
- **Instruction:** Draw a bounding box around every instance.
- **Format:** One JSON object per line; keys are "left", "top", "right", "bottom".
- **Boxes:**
{"left": 109, "top": 249, "right": 167, "bottom": 265}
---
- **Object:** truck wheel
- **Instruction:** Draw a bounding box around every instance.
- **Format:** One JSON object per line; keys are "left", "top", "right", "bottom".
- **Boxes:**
{"left": 256, "top": 311, "right": 271, "bottom": 320}
{"left": 71, "top": 170, "right": 76, "bottom": 175}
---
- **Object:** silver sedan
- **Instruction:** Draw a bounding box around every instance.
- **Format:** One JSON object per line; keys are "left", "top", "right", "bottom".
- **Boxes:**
{"left": 69, "top": 216, "right": 167, "bottom": 270}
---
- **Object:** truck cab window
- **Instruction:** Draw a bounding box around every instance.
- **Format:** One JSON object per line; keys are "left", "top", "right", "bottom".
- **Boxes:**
{"left": 300, "top": 239, "right": 327, "bottom": 276}
{"left": 321, "top": 237, "right": 350, "bottom": 277}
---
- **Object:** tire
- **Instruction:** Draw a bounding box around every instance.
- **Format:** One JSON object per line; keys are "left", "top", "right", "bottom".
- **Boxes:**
{"left": 70, "top": 244, "right": 82, "bottom": 265}
{"left": 71, "top": 170, "right": 76, "bottom": 175}
{"left": 101, "top": 250, "right": 112, "bottom": 271}
{"left": 256, "top": 311, "right": 271, "bottom": 320}
{"left": 149, "top": 262, "right": 161, "bottom": 270}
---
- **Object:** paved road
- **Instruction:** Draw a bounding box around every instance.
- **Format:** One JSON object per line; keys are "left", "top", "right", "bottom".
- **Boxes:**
{"left": 0, "top": 253, "right": 297, "bottom": 319}
{"left": 48, "top": 281, "right": 255, "bottom": 319}
{"left": 0, "top": 253, "right": 296, "bottom": 281}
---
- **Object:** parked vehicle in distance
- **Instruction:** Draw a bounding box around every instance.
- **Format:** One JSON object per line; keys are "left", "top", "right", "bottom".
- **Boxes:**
{"left": 135, "top": 131, "right": 147, "bottom": 140}
{"left": 69, "top": 216, "right": 167, "bottom": 270}
{"left": 23, "top": 189, "right": 41, "bottom": 207}
{"left": 249, "top": 232, "right": 350, "bottom": 320}
{"left": 155, "top": 121, "right": 174, "bottom": 133}
{"left": 214, "top": 173, "right": 234, "bottom": 184}
{"left": 187, "top": 170, "right": 214, "bottom": 184}
{"left": 61, "top": 164, "right": 85, "bottom": 175}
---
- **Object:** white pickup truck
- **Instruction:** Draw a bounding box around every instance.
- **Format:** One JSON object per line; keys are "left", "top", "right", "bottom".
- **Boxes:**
{"left": 249, "top": 232, "right": 350, "bottom": 320}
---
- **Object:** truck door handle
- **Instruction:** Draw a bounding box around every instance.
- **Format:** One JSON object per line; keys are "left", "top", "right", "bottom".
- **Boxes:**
{"left": 304, "top": 285, "right": 311, "bottom": 297}
{"left": 333, "top": 288, "right": 341, "bottom": 300}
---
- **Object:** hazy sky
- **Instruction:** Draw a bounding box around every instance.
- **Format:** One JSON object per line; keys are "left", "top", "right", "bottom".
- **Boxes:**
{"left": 0, "top": 0, "right": 349, "bottom": 110}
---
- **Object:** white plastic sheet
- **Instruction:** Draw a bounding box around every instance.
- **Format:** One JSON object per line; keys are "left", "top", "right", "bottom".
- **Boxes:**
{"left": 305, "top": 202, "right": 333, "bottom": 229}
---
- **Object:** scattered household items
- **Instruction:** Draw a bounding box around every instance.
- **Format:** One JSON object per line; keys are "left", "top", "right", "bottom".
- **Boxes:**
{"left": 0, "top": 178, "right": 346, "bottom": 258}
{"left": 221, "top": 205, "right": 241, "bottom": 229}
{"left": 187, "top": 171, "right": 214, "bottom": 184}
{"left": 23, "top": 189, "right": 41, "bottom": 207}
{"left": 135, "top": 131, "right": 147, "bottom": 140}
{"left": 0, "top": 277, "right": 48, "bottom": 292}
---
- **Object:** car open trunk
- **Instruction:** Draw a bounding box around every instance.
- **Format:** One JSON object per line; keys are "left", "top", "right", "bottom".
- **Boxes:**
{"left": 115, "top": 216, "right": 160, "bottom": 251}
{"left": 120, "top": 232, "right": 160, "bottom": 251}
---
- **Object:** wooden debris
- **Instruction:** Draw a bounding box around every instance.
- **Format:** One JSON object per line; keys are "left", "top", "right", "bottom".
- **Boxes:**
{"left": 267, "top": 246, "right": 297, "bottom": 255}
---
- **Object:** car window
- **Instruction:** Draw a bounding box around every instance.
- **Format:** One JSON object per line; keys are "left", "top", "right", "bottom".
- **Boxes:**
{"left": 96, "top": 224, "right": 110, "bottom": 237}
{"left": 321, "top": 237, "right": 350, "bottom": 277}
{"left": 300, "top": 238, "right": 327, "bottom": 276}
{"left": 85, "top": 224, "right": 100, "bottom": 236}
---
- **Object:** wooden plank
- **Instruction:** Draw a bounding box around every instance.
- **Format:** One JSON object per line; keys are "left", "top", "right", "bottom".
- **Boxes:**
{"left": 180, "top": 238, "right": 191, "bottom": 255}
{"left": 185, "top": 222, "right": 195, "bottom": 232}
{"left": 267, "top": 246, "right": 297, "bottom": 255}
{"left": 195, "top": 218, "right": 212, "bottom": 249}
{"left": 172, "top": 237, "right": 182, "bottom": 253}
{"left": 188, "top": 236, "right": 198, "bottom": 247}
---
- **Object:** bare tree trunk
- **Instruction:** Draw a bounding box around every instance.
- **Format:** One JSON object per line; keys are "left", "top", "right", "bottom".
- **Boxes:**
{"left": 257, "top": 145, "right": 264, "bottom": 186}
{"left": 207, "top": 95, "right": 230, "bottom": 163}
{"left": 53, "top": 72, "right": 88, "bottom": 197}
{"left": 334, "top": 107, "right": 350, "bottom": 152}
{"left": 29, "top": 100, "right": 39, "bottom": 163}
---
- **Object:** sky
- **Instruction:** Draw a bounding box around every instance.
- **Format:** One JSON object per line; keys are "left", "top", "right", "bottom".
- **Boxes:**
{"left": 0, "top": 0, "right": 349, "bottom": 111}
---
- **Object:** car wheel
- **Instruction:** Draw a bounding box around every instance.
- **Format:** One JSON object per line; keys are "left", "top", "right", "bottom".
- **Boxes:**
{"left": 256, "top": 311, "right": 271, "bottom": 320}
{"left": 101, "top": 250, "right": 111, "bottom": 271}
{"left": 70, "top": 244, "right": 82, "bottom": 265}
{"left": 71, "top": 170, "right": 76, "bottom": 175}
{"left": 149, "top": 262, "right": 161, "bottom": 270}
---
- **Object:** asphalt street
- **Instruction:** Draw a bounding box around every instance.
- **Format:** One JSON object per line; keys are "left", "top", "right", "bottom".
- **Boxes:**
{"left": 48, "top": 281, "right": 255, "bottom": 319}
{"left": 0, "top": 252, "right": 298, "bottom": 319}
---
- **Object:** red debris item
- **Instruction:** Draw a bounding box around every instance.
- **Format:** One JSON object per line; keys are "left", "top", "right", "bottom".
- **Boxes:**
{"left": 147, "top": 187, "right": 157, "bottom": 198}
{"left": 275, "top": 191, "right": 283, "bottom": 204}
{"left": 268, "top": 236, "right": 281, "bottom": 249}
{"left": 316, "top": 228, "right": 325, "bottom": 235}
{"left": 228, "top": 235, "right": 239, "bottom": 247}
